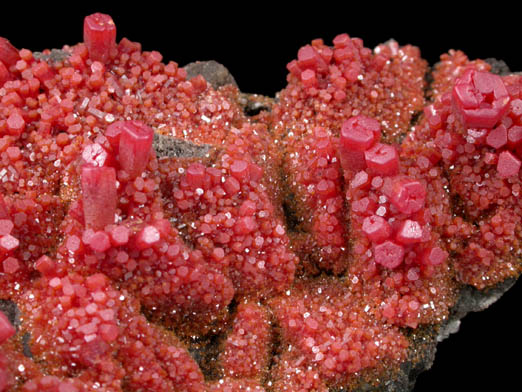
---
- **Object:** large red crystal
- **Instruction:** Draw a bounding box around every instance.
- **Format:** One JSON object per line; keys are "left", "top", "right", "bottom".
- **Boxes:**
{"left": 117, "top": 120, "right": 154, "bottom": 178}
{"left": 81, "top": 165, "right": 117, "bottom": 230}
{"left": 452, "top": 69, "right": 510, "bottom": 128}
{"left": 395, "top": 219, "right": 423, "bottom": 244}
{"left": 83, "top": 13, "right": 116, "bottom": 63}
{"left": 340, "top": 115, "right": 381, "bottom": 151}
{"left": 364, "top": 143, "right": 399, "bottom": 175}
{"left": 497, "top": 150, "right": 521, "bottom": 178}
{"left": 362, "top": 215, "right": 391, "bottom": 243}
{"left": 374, "top": 240, "right": 405, "bottom": 269}
{"left": 389, "top": 178, "right": 426, "bottom": 215}
{"left": 0, "top": 37, "right": 20, "bottom": 68}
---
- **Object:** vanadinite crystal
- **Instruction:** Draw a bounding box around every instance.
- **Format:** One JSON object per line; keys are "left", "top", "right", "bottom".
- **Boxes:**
{"left": 0, "top": 11, "right": 521, "bottom": 392}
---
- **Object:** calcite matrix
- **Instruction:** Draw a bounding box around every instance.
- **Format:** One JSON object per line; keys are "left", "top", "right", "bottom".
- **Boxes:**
{"left": 1, "top": 12, "right": 521, "bottom": 392}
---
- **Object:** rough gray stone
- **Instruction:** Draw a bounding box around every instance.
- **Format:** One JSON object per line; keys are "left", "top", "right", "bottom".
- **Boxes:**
{"left": 0, "top": 299, "right": 33, "bottom": 358}
{"left": 184, "top": 60, "right": 237, "bottom": 89}
{"left": 153, "top": 133, "right": 212, "bottom": 159}
{"left": 485, "top": 58, "right": 511, "bottom": 76}
{"left": 0, "top": 299, "right": 20, "bottom": 328}
{"left": 22, "top": 332, "right": 33, "bottom": 358}
{"left": 33, "top": 48, "right": 70, "bottom": 63}
{"left": 447, "top": 278, "right": 515, "bottom": 325}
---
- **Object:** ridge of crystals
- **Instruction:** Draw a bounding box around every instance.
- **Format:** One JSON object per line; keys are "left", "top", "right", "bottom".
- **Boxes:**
{"left": 0, "top": 12, "right": 521, "bottom": 392}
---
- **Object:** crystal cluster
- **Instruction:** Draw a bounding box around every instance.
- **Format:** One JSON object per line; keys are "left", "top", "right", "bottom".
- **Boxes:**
{"left": 0, "top": 12, "right": 521, "bottom": 392}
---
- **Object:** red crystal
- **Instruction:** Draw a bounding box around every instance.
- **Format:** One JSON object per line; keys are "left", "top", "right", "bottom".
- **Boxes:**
{"left": 340, "top": 149, "right": 367, "bottom": 172}
{"left": 135, "top": 225, "right": 160, "bottom": 250}
{"left": 396, "top": 219, "right": 423, "bottom": 244}
{"left": 223, "top": 176, "right": 240, "bottom": 195}
{"left": 374, "top": 240, "right": 404, "bottom": 269}
{"left": 0, "top": 234, "right": 18, "bottom": 252}
{"left": 99, "top": 323, "right": 119, "bottom": 342}
{"left": 0, "top": 310, "right": 15, "bottom": 344}
{"left": 2, "top": 256, "right": 19, "bottom": 274}
{"left": 507, "top": 125, "right": 522, "bottom": 149}
{"left": 230, "top": 159, "right": 249, "bottom": 181}
{"left": 389, "top": 178, "right": 426, "bottom": 215}
{"left": 351, "top": 196, "right": 377, "bottom": 215}
{"left": 497, "top": 150, "right": 521, "bottom": 178}
{"left": 117, "top": 120, "right": 154, "bottom": 178}
{"left": 6, "top": 111, "right": 25, "bottom": 136}
{"left": 83, "top": 13, "right": 116, "bottom": 63}
{"left": 486, "top": 125, "right": 507, "bottom": 149}
{"left": 297, "top": 45, "right": 323, "bottom": 70}
{"left": 105, "top": 120, "right": 124, "bottom": 149}
{"left": 234, "top": 216, "right": 257, "bottom": 235}
{"left": 362, "top": 215, "right": 391, "bottom": 243}
{"left": 85, "top": 273, "right": 108, "bottom": 291}
{"left": 422, "top": 246, "right": 448, "bottom": 266}
{"left": 301, "top": 69, "right": 317, "bottom": 88}
{"left": 340, "top": 115, "right": 381, "bottom": 152}
{"left": 88, "top": 231, "right": 111, "bottom": 253}
{"left": 364, "top": 143, "right": 399, "bottom": 175}
{"left": 0, "top": 219, "right": 13, "bottom": 236}
{"left": 0, "top": 37, "right": 20, "bottom": 68}
{"left": 0, "top": 61, "right": 9, "bottom": 85}
{"left": 220, "top": 303, "right": 271, "bottom": 379}
{"left": 351, "top": 171, "right": 371, "bottom": 190}
{"left": 452, "top": 69, "right": 510, "bottom": 128}
{"left": 81, "top": 165, "right": 117, "bottom": 230}
{"left": 510, "top": 98, "right": 522, "bottom": 119}
{"left": 239, "top": 200, "right": 257, "bottom": 216}
{"left": 35, "top": 255, "right": 56, "bottom": 276}
{"left": 82, "top": 143, "right": 111, "bottom": 167}
{"left": 108, "top": 225, "right": 129, "bottom": 246}
{"left": 186, "top": 162, "right": 206, "bottom": 188}
{"left": 0, "top": 367, "right": 7, "bottom": 392}
{"left": 0, "top": 195, "right": 7, "bottom": 220}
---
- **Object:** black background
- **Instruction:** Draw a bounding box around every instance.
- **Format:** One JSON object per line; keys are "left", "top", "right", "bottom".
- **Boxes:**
{"left": 2, "top": 4, "right": 520, "bottom": 391}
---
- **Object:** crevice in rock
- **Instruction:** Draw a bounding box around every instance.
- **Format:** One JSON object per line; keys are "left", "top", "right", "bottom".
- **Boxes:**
{"left": 263, "top": 315, "right": 284, "bottom": 391}
{"left": 185, "top": 297, "right": 239, "bottom": 381}
{"left": 281, "top": 193, "right": 301, "bottom": 234}
{"left": 187, "top": 332, "right": 225, "bottom": 382}
{"left": 22, "top": 332, "right": 33, "bottom": 358}
{"left": 238, "top": 93, "right": 274, "bottom": 117}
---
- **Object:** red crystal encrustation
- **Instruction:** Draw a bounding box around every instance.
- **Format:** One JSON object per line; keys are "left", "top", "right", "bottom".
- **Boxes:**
{"left": 1, "top": 11, "right": 522, "bottom": 392}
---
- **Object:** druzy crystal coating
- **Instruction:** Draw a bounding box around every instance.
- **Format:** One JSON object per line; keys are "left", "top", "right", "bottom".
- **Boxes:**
{"left": 0, "top": 11, "right": 522, "bottom": 392}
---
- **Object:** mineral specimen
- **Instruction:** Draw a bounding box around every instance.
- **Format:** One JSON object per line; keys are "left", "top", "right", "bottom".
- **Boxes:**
{"left": 0, "top": 11, "right": 520, "bottom": 392}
